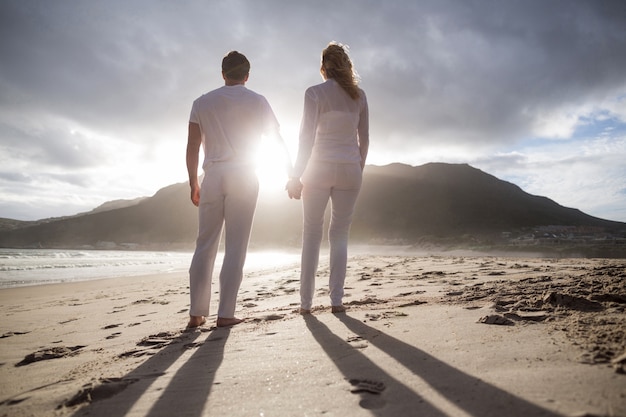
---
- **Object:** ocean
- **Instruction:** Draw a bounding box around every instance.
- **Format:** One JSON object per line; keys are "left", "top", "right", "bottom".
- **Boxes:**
{"left": 0, "top": 248, "right": 301, "bottom": 289}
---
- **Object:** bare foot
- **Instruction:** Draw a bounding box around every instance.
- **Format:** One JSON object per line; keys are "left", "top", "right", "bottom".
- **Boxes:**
{"left": 187, "top": 315, "right": 206, "bottom": 328}
{"left": 299, "top": 308, "right": 312, "bottom": 315}
{"left": 331, "top": 305, "right": 347, "bottom": 314}
{"left": 216, "top": 317, "right": 245, "bottom": 327}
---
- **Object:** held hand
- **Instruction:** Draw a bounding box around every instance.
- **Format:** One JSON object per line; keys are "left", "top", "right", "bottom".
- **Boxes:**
{"left": 285, "top": 178, "right": 303, "bottom": 200}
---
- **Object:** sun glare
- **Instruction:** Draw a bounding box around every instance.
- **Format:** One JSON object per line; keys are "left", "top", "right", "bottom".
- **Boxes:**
{"left": 255, "top": 138, "right": 292, "bottom": 194}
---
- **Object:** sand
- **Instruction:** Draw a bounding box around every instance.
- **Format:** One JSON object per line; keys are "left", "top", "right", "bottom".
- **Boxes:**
{"left": 0, "top": 253, "right": 625, "bottom": 417}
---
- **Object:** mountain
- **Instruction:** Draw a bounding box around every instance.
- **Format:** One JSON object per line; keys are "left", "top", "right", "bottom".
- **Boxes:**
{"left": 354, "top": 163, "right": 623, "bottom": 237}
{"left": 1, "top": 163, "right": 625, "bottom": 255}
{"left": 0, "top": 197, "right": 145, "bottom": 231}
{"left": 85, "top": 197, "right": 147, "bottom": 214}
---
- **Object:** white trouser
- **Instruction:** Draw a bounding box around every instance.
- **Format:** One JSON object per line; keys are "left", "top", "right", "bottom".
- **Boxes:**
{"left": 189, "top": 162, "right": 259, "bottom": 318}
{"left": 300, "top": 161, "right": 362, "bottom": 310}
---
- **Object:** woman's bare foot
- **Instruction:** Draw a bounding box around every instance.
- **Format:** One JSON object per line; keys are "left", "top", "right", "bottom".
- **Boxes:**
{"left": 187, "top": 315, "right": 206, "bottom": 328}
{"left": 331, "top": 305, "right": 347, "bottom": 314}
{"left": 216, "top": 317, "right": 245, "bottom": 327}
{"left": 299, "top": 308, "right": 312, "bottom": 315}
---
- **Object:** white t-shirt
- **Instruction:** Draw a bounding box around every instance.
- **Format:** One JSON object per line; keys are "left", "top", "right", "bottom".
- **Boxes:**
{"left": 293, "top": 79, "right": 369, "bottom": 178}
{"left": 189, "top": 85, "right": 281, "bottom": 170}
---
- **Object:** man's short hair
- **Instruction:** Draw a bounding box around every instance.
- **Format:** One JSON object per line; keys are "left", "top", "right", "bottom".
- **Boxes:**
{"left": 222, "top": 51, "right": 250, "bottom": 81}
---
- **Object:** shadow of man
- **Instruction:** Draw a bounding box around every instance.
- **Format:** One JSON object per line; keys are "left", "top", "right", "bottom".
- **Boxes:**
{"left": 303, "top": 314, "right": 447, "bottom": 415}
{"left": 70, "top": 328, "right": 229, "bottom": 417}
{"left": 146, "top": 327, "right": 230, "bottom": 417}
{"left": 336, "top": 313, "right": 565, "bottom": 417}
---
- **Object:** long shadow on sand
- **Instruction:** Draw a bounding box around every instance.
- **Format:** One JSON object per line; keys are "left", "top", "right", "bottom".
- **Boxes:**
{"left": 70, "top": 328, "right": 229, "bottom": 417}
{"left": 145, "top": 327, "right": 230, "bottom": 417}
{"left": 304, "top": 314, "right": 447, "bottom": 416}
{"left": 336, "top": 314, "right": 565, "bottom": 417}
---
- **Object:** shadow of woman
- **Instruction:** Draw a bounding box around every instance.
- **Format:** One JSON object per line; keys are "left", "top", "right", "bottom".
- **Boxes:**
{"left": 336, "top": 314, "right": 565, "bottom": 417}
{"left": 70, "top": 328, "right": 229, "bottom": 417}
{"left": 145, "top": 327, "right": 230, "bottom": 417}
{"left": 303, "top": 314, "right": 447, "bottom": 416}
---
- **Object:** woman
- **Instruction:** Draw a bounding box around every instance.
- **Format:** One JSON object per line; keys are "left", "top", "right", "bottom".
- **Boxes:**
{"left": 287, "top": 42, "right": 369, "bottom": 314}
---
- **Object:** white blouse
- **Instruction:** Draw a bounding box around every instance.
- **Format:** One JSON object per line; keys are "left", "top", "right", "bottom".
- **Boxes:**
{"left": 293, "top": 79, "right": 369, "bottom": 178}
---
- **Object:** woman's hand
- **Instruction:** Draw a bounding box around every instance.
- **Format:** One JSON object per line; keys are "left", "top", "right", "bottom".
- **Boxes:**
{"left": 286, "top": 178, "right": 303, "bottom": 200}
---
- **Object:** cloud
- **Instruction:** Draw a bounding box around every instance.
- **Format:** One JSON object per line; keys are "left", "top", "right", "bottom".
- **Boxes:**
{"left": 1, "top": 0, "right": 625, "bottom": 221}
{"left": 470, "top": 135, "right": 626, "bottom": 221}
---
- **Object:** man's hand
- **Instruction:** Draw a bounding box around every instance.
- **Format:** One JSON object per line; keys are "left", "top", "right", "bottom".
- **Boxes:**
{"left": 190, "top": 182, "right": 201, "bottom": 207}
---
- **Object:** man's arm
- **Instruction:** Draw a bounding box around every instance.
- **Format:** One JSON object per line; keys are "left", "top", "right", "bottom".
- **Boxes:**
{"left": 186, "top": 122, "right": 202, "bottom": 206}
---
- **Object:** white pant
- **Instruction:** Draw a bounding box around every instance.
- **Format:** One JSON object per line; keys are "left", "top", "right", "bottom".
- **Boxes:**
{"left": 300, "top": 161, "right": 362, "bottom": 310}
{"left": 189, "top": 163, "right": 259, "bottom": 318}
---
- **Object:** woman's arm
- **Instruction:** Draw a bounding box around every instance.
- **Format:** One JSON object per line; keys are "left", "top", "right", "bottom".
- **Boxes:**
{"left": 357, "top": 92, "right": 369, "bottom": 170}
{"left": 292, "top": 88, "right": 319, "bottom": 179}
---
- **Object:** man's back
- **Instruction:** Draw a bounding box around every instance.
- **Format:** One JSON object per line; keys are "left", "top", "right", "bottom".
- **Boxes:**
{"left": 191, "top": 85, "right": 278, "bottom": 168}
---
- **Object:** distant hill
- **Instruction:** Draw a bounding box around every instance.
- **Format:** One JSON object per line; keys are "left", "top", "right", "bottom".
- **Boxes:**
{"left": 85, "top": 197, "right": 147, "bottom": 214}
{"left": 354, "top": 163, "right": 623, "bottom": 236}
{"left": 1, "top": 163, "right": 625, "bottom": 256}
{"left": 0, "top": 197, "right": 145, "bottom": 231}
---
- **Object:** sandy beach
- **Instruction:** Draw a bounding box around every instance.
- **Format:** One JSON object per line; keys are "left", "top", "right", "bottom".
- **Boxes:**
{"left": 1, "top": 252, "right": 625, "bottom": 417}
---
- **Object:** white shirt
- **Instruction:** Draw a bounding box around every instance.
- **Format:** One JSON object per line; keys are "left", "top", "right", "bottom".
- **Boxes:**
{"left": 189, "top": 85, "right": 281, "bottom": 170}
{"left": 293, "top": 79, "right": 369, "bottom": 178}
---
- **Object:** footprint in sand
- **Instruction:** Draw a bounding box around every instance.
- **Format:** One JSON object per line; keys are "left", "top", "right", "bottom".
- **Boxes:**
{"left": 251, "top": 314, "right": 285, "bottom": 323}
{"left": 349, "top": 378, "right": 386, "bottom": 394}
{"left": 0, "top": 331, "right": 30, "bottom": 339}
{"left": 119, "top": 331, "right": 188, "bottom": 358}
{"left": 350, "top": 379, "right": 386, "bottom": 410}
{"left": 346, "top": 335, "right": 368, "bottom": 349}
{"left": 184, "top": 341, "right": 204, "bottom": 349}
{"left": 16, "top": 345, "right": 86, "bottom": 367}
{"left": 478, "top": 314, "right": 514, "bottom": 326}
{"left": 397, "top": 300, "right": 426, "bottom": 308}
{"left": 63, "top": 377, "right": 140, "bottom": 407}
{"left": 396, "top": 291, "right": 426, "bottom": 297}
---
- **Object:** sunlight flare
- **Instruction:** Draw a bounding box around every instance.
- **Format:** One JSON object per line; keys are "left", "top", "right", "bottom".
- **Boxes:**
{"left": 254, "top": 138, "right": 291, "bottom": 193}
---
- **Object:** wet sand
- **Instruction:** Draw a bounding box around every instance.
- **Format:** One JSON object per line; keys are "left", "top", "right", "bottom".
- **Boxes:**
{"left": 0, "top": 254, "right": 625, "bottom": 416}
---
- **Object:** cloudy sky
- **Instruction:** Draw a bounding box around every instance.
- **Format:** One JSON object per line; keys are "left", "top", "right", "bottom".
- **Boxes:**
{"left": 1, "top": 0, "right": 625, "bottom": 223}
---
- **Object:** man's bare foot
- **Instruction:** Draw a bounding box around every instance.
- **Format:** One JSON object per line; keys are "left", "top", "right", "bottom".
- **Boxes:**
{"left": 187, "top": 315, "right": 206, "bottom": 328}
{"left": 216, "top": 317, "right": 245, "bottom": 327}
{"left": 299, "top": 308, "right": 312, "bottom": 315}
{"left": 331, "top": 305, "right": 347, "bottom": 314}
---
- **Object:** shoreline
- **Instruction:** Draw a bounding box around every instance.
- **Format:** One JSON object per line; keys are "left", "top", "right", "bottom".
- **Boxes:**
{"left": 0, "top": 248, "right": 303, "bottom": 290}
{"left": 1, "top": 253, "right": 624, "bottom": 416}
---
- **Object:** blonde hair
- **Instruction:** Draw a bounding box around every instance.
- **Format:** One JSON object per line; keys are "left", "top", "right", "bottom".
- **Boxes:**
{"left": 321, "top": 42, "right": 360, "bottom": 99}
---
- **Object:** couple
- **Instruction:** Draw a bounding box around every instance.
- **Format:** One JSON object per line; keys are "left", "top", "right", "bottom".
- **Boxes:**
{"left": 186, "top": 43, "right": 369, "bottom": 329}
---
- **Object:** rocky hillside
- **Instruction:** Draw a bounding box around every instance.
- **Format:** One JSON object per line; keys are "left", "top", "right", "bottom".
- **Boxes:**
{"left": 1, "top": 163, "right": 624, "bottom": 255}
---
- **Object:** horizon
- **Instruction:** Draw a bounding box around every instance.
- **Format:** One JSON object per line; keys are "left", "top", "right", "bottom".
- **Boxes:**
{"left": 3, "top": 161, "right": 626, "bottom": 226}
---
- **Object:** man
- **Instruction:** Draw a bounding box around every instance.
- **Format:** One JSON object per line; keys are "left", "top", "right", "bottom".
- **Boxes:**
{"left": 186, "top": 51, "right": 289, "bottom": 328}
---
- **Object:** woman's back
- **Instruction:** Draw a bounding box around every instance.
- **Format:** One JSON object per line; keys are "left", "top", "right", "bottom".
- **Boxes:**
{"left": 306, "top": 79, "right": 367, "bottom": 164}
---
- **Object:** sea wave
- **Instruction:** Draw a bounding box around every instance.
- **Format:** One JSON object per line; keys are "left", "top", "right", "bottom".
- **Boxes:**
{"left": 0, "top": 248, "right": 300, "bottom": 289}
{"left": 0, "top": 249, "right": 193, "bottom": 288}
